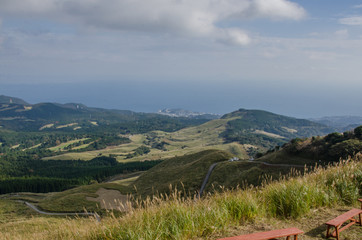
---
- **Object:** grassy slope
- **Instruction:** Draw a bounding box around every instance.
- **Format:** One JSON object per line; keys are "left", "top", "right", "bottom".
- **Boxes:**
{"left": 42, "top": 118, "right": 250, "bottom": 161}
{"left": 8, "top": 183, "right": 130, "bottom": 213}
{"left": 47, "top": 138, "right": 90, "bottom": 151}
{"left": 205, "top": 161, "right": 297, "bottom": 191}
{"left": 1, "top": 154, "right": 361, "bottom": 240}
{"left": 257, "top": 149, "right": 316, "bottom": 165}
{"left": 132, "top": 149, "right": 308, "bottom": 197}
{"left": 40, "top": 110, "right": 333, "bottom": 163}
{"left": 134, "top": 150, "right": 233, "bottom": 196}
{"left": 6, "top": 148, "right": 312, "bottom": 214}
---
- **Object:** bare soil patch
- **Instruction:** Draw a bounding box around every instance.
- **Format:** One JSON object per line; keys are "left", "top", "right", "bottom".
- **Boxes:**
{"left": 86, "top": 188, "right": 130, "bottom": 211}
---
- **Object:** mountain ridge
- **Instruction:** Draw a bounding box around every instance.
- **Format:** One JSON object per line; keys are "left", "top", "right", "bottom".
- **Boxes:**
{"left": 0, "top": 95, "right": 29, "bottom": 105}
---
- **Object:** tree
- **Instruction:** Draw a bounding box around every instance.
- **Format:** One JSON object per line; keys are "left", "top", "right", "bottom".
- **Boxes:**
{"left": 354, "top": 126, "right": 362, "bottom": 139}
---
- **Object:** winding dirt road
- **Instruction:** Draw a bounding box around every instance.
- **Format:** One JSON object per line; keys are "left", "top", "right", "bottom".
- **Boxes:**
{"left": 22, "top": 201, "right": 101, "bottom": 222}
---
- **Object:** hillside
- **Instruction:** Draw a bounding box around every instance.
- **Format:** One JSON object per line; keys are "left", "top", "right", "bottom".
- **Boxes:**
{"left": 132, "top": 125, "right": 362, "bottom": 197}
{"left": 134, "top": 150, "right": 232, "bottom": 196}
{"left": 310, "top": 115, "right": 362, "bottom": 131}
{"left": 0, "top": 98, "right": 345, "bottom": 199}
{"left": 0, "top": 95, "right": 29, "bottom": 105}
{"left": 221, "top": 109, "right": 333, "bottom": 149}
{"left": 258, "top": 125, "right": 362, "bottom": 165}
{"left": 132, "top": 149, "right": 298, "bottom": 197}
{"left": 44, "top": 109, "right": 335, "bottom": 162}
{"left": 0, "top": 99, "right": 208, "bottom": 132}
{"left": 1, "top": 153, "right": 361, "bottom": 240}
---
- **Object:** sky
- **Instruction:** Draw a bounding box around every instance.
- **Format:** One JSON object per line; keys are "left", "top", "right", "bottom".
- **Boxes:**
{"left": 1, "top": 0, "right": 362, "bottom": 118}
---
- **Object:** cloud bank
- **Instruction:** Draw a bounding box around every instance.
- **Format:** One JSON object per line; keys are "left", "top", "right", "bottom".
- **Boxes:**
{"left": 0, "top": 0, "right": 305, "bottom": 45}
{"left": 339, "top": 16, "right": 362, "bottom": 26}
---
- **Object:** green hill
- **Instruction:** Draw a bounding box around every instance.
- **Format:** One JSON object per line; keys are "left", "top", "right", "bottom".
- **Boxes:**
{"left": 0, "top": 95, "right": 29, "bottom": 105}
{"left": 133, "top": 126, "right": 362, "bottom": 196}
{"left": 258, "top": 125, "right": 362, "bottom": 165}
{"left": 0, "top": 101, "right": 208, "bottom": 132}
{"left": 220, "top": 108, "right": 333, "bottom": 149}
{"left": 134, "top": 150, "right": 232, "bottom": 196}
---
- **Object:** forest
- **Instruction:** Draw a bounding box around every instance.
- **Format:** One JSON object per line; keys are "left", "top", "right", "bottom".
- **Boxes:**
{"left": 0, "top": 156, "right": 162, "bottom": 194}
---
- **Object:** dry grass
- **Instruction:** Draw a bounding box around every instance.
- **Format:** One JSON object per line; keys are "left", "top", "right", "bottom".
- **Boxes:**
{"left": 3, "top": 154, "right": 361, "bottom": 240}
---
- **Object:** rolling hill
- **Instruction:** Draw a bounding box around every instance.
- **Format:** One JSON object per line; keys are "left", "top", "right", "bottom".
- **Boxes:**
{"left": 130, "top": 125, "right": 362, "bottom": 197}
{"left": 133, "top": 150, "right": 232, "bottom": 196}
{"left": 310, "top": 115, "right": 362, "bottom": 131}
{"left": 258, "top": 125, "right": 362, "bottom": 164}
{"left": 0, "top": 98, "right": 208, "bottom": 132}
{"left": 0, "top": 101, "right": 339, "bottom": 166}
{"left": 220, "top": 108, "right": 333, "bottom": 149}
{"left": 0, "top": 95, "right": 29, "bottom": 105}
{"left": 39, "top": 108, "right": 334, "bottom": 162}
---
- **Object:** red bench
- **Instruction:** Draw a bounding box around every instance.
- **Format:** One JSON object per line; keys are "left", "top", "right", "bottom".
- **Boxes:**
{"left": 217, "top": 227, "right": 304, "bottom": 240}
{"left": 325, "top": 208, "right": 362, "bottom": 240}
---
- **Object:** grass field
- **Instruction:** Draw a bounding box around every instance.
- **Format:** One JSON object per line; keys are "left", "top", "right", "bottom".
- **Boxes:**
{"left": 7, "top": 182, "right": 131, "bottom": 213}
{"left": 42, "top": 118, "right": 254, "bottom": 162}
{"left": 48, "top": 138, "right": 90, "bottom": 152}
{"left": 134, "top": 150, "right": 233, "bottom": 196}
{"left": 23, "top": 143, "right": 42, "bottom": 151}
{"left": 55, "top": 123, "right": 77, "bottom": 129}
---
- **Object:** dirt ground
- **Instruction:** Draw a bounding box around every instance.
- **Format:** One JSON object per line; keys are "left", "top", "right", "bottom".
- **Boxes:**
{"left": 86, "top": 188, "right": 130, "bottom": 211}
{"left": 210, "top": 206, "right": 362, "bottom": 240}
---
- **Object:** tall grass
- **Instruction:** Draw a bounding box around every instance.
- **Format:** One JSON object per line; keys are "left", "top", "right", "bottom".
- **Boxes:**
{"left": 3, "top": 154, "right": 362, "bottom": 240}
{"left": 264, "top": 154, "right": 362, "bottom": 218}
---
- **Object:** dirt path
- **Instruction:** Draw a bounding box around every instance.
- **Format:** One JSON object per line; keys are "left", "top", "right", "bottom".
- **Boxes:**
{"left": 21, "top": 201, "right": 101, "bottom": 222}
{"left": 22, "top": 188, "right": 130, "bottom": 221}
{"left": 86, "top": 188, "right": 130, "bottom": 211}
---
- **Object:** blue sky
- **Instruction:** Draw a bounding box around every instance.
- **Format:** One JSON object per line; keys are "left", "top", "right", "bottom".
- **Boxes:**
{"left": 1, "top": 0, "right": 362, "bottom": 118}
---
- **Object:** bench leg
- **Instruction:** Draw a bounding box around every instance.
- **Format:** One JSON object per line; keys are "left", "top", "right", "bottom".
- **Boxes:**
{"left": 294, "top": 234, "right": 298, "bottom": 240}
{"left": 359, "top": 213, "right": 361, "bottom": 226}
{"left": 326, "top": 225, "right": 331, "bottom": 238}
{"left": 286, "top": 236, "right": 290, "bottom": 240}
{"left": 326, "top": 225, "right": 340, "bottom": 240}
{"left": 335, "top": 226, "right": 340, "bottom": 240}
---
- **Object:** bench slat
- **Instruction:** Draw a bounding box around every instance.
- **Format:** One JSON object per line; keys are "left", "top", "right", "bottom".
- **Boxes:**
{"left": 326, "top": 208, "right": 362, "bottom": 227}
{"left": 217, "top": 228, "right": 304, "bottom": 240}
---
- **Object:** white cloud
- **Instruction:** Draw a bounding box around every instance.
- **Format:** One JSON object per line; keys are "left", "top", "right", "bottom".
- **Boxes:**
{"left": 216, "top": 28, "right": 251, "bottom": 46}
{"left": 308, "top": 51, "right": 337, "bottom": 61}
{"left": 246, "top": 0, "right": 306, "bottom": 20}
{"left": 335, "top": 29, "right": 349, "bottom": 39}
{"left": 0, "top": 0, "right": 306, "bottom": 46}
{"left": 353, "top": 4, "right": 362, "bottom": 9}
{"left": 339, "top": 16, "right": 362, "bottom": 26}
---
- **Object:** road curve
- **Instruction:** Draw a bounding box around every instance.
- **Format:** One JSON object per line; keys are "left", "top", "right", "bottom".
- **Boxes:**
{"left": 22, "top": 201, "right": 101, "bottom": 222}
{"left": 198, "top": 162, "right": 221, "bottom": 198}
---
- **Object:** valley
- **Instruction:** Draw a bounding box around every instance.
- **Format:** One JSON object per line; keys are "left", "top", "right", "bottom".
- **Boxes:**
{"left": 0, "top": 95, "right": 361, "bottom": 240}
